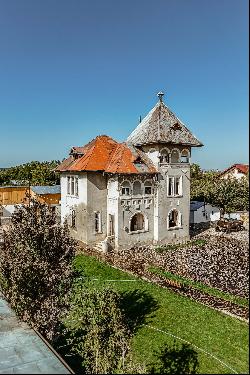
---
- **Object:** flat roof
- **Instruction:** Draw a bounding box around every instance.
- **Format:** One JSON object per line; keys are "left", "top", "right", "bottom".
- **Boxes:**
{"left": 0, "top": 293, "right": 72, "bottom": 374}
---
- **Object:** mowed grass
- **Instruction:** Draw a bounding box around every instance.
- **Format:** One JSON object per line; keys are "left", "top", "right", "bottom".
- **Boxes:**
{"left": 74, "top": 254, "right": 249, "bottom": 374}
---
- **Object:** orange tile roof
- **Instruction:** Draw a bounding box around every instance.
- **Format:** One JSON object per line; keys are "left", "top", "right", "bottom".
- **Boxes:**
{"left": 55, "top": 135, "right": 157, "bottom": 174}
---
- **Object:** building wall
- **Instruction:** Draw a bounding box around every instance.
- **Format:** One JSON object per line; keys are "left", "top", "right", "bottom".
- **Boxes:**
{"left": 115, "top": 174, "right": 155, "bottom": 248}
{"left": 156, "top": 162, "right": 190, "bottom": 244}
{"left": 30, "top": 191, "right": 61, "bottom": 205}
{"left": 190, "top": 204, "right": 221, "bottom": 224}
{"left": 0, "top": 186, "right": 29, "bottom": 205}
{"left": 60, "top": 172, "right": 88, "bottom": 243}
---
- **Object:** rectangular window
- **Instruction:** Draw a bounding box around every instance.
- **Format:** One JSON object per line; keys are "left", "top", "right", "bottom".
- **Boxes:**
{"left": 168, "top": 177, "right": 174, "bottom": 196}
{"left": 95, "top": 212, "right": 101, "bottom": 233}
{"left": 75, "top": 177, "right": 79, "bottom": 196}
{"left": 71, "top": 209, "right": 76, "bottom": 228}
{"left": 122, "top": 187, "right": 130, "bottom": 196}
{"left": 71, "top": 177, "right": 75, "bottom": 196}
{"left": 67, "top": 177, "right": 70, "bottom": 195}
{"left": 145, "top": 186, "right": 152, "bottom": 195}
{"left": 168, "top": 176, "right": 182, "bottom": 196}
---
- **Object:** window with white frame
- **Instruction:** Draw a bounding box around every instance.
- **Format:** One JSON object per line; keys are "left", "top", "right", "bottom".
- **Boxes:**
{"left": 75, "top": 177, "right": 79, "bottom": 196}
{"left": 71, "top": 177, "right": 75, "bottom": 195}
{"left": 67, "top": 177, "right": 70, "bottom": 195}
{"left": 167, "top": 176, "right": 182, "bottom": 196}
{"left": 94, "top": 211, "right": 102, "bottom": 233}
{"left": 67, "top": 176, "right": 79, "bottom": 196}
{"left": 168, "top": 209, "right": 182, "bottom": 228}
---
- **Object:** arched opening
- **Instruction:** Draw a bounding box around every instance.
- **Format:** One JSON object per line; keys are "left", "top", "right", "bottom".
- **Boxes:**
{"left": 168, "top": 209, "right": 181, "bottom": 228}
{"left": 133, "top": 180, "right": 142, "bottom": 195}
{"left": 159, "top": 149, "right": 170, "bottom": 163}
{"left": 181, "top": 149, "right": 190, "bottom": 163}
{"left": 121, "top": 181, "right": 131, "bottom": 196}
{"left": 130, "top": 213, "right": 145, "bottom": 232}
{"left": 171, "top": 149, "right": 180, "bottom": 163}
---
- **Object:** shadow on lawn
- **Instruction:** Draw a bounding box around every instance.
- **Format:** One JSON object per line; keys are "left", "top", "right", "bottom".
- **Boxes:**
{"left": 149, "top": 341, "right": 199, "bottom": 374}
{"left": 120, "top": 289, "right": 159, "bottom": 333}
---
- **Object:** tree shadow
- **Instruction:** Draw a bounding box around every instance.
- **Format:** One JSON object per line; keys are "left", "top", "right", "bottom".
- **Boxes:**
{"left": 148, "top": 341, "right": 199, "bottom": 374}
{"left": 119, "top": 289, "right": 159, "bottom": 334}
{"left": 53, "top": 324, "right": 85, "bottom": 374}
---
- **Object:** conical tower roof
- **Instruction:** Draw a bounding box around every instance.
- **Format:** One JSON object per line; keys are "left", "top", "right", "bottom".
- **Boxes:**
{"left": 127, "top": 93, "right": 203, "bottom": 147}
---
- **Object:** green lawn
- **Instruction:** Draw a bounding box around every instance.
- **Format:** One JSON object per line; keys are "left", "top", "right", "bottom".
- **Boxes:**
{"left": 73, "top": 254, "right": 249, "bottom": 374}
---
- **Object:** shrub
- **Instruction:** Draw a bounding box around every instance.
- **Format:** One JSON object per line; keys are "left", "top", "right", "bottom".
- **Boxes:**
{"left": 0, "top": 199, "right": 76, "bottom": 340}
{"left": 64, "top": 285, "right": 131, "bottom": 374}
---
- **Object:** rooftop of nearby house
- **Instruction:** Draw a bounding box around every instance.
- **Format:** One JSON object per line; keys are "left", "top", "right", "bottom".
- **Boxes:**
{"left": 31, "top": 185, "right": 61, "bottom": 195}
{"left": 220, "top": 164, "right": 249, "bottom": 176}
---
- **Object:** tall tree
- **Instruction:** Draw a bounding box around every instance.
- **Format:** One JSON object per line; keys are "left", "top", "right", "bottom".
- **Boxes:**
{"left": 0, "top": 199, "right": 76, "bottom": 340}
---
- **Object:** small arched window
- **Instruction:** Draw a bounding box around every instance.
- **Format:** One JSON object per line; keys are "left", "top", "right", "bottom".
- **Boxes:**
{"left": 133, "top": 181, "right": 142, "bottom": 195}
{"left": 168, "top": 209, "right": 181, "bottom": 228}
{"left": 181, "top": 149, "right": 190, "bottom": 163}
{"left": 130, "top": 213, "right": 145, "bottom": 231}
{"left": 121, "top": 181, "right": 131, "bottom": 196}
{"left": 159, "top": 149, "right": 170, "bottom": 163}
{"left": 171, "top": 149, "right": 180, "bottom": 163}
{"left": 144, "top": 180, "right": 152, "bottom": 195}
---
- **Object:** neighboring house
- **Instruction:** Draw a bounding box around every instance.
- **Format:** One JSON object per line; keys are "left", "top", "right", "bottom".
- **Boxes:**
{"left": 55, "top": 92, "right": 203, "bottom": 249}
{"left": 30, "top": 185, "right": 61, "bottom": 205}
{"left": 0, "top": 185, "right": 61, "bottom": 218}
{"left": 190, "top": 201, "right": 221, "bottom": 224}
{"left": 219, "top": 164, "right": 249, "bottom": 180}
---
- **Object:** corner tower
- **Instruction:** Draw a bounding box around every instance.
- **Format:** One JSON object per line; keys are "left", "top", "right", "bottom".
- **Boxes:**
{"left": 127, "top": 92, "right": 203, "bottom": 244}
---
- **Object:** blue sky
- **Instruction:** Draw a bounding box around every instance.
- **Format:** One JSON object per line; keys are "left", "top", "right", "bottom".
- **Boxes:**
{"left": 0, "top": 0, "right": 248, "bottom": 170}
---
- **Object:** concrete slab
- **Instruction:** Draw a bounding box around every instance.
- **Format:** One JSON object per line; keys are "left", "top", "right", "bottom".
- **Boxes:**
{"left": 0, "top": 293, "right": 72, "bottom": 374}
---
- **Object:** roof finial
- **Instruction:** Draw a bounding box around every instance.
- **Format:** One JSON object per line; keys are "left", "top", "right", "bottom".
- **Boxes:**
{"left": 157, "top": 91, "right": 164, "bottom": 102}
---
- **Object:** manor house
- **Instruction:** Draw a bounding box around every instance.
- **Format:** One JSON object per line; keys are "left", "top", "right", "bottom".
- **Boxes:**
{"left": 56, "top": 92, "right": 203, "bottom": 249}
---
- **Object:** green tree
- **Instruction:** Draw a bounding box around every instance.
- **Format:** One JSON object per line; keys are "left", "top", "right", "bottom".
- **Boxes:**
{"left": 0, "top": 199, "right": 76, "bottom": 340}
{"left": 64, "top": 286, "right": 131, "bottom": 374}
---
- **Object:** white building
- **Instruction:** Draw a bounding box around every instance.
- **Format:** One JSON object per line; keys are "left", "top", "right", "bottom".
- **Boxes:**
{"left": 219, "top": 164, "right": 249, "bottom": 180}
{"left": 190, "top": 201, "right": 221, "bottom": 224}
{"left": 56, "top": 92, "right": 203, "bottom": 249}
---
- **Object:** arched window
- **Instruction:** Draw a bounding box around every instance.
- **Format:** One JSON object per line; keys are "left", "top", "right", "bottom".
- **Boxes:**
{"left": 130, "top": 213, "right": 145, "bottom": 231}
{"left": 168, "top": 209, "right": 181, "bottom": 228}
{"left": 121, "top": 181, "right": 131, "bottom": 196}
{"left": 133, "top": 181, "right": 142, "bottom": 195}
{"left": 144, "top": 180, "right": 152, "bottom": 195}
{"left": 159, "top": 149, "right": 170, "bottom": 163}
{"left": 171, "top": 149, "right": 180, "bottom": 163}
{"left": 181, "top": 149, "right": 190, "bottom": 163}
